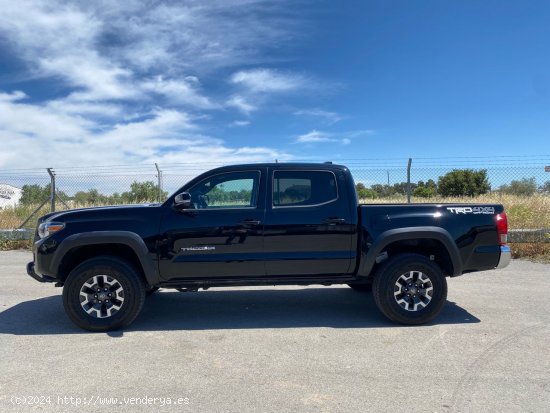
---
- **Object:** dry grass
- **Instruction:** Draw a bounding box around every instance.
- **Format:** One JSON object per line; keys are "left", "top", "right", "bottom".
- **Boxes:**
{"left": 0, "top": 239, "right": 32, "bottom": 251}
{"left": 0, "top": 204, "right": 51, "bottom": 229}
{"left": 509, "top": 243, "right": 550, "bottom": 263}
{"left": 1, "top": 195, "right": 549, "bottom": 259}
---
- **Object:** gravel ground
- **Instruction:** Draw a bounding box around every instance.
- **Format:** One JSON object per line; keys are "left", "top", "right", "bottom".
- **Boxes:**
{"left": 0, "top": 250, "right": 549, "bottom": 412}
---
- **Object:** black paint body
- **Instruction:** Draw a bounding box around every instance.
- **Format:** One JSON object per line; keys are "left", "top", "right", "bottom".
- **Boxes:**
{"left": 30, "top": 163, "right": 505, "bottom": 288}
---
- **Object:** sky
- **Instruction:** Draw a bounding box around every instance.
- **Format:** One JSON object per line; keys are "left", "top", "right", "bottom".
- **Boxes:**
{"left": 0, "top": 0, "right": 549, "bottom": 171}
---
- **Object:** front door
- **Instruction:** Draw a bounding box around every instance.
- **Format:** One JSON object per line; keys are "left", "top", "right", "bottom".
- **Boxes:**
{"left": 159, "top": 170, "right": 265, "bottom": 280}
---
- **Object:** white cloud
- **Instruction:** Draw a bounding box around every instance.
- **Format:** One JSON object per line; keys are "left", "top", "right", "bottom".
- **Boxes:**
{"left": 294, "top": 108, "right": 344, "bottom": 124}
{"left": 229, "top": 120, "right": 251, "bottom": 127}
{"left": 0, "top": 1, "right": 136, "bottom": 101}
{"left": 226, "top": 95, "right": 257, "bottom": 115}
{"left": 46, "top": 99, "right": 125, "bottom": 118}
{"left": 0, "top": 91, "right": 27, "bottom": 102}
{"left": 230, "top": 68, "right": 309, "bottom": 93}
{"left": 295, "top": 129, "right": 374, "bottom": 145}
{"left": 0, "top": 0, "right": 300, "bottom": 100}
{"left": 0, "top": 0, "right": 301, "bottom": 172}
{"left": 296, "top": 130, "right": 333, "bottom": 143}
{"left": 0, "top": 93, "right": 290, "bottom": 172}
{"left": 226, "top": 68, "right": 317, "bottom": 114}
{"left": 0, "top": 92, "right": 93, "bottom": 142}
{"left": 141, "top": 76, "right": 217, "bottom": 109}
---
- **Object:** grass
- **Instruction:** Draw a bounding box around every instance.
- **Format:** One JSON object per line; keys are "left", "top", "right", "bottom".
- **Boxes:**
{"left": 509, "top": 243, "right": 550, "bottom": 263}
{"left": 1, "top": 194, "right": 548, "bottom": 260}
{"left": 0, "top": 203, "right": 52, "bottom": 229}
{"left": 0, "top": 238, "right": 32, "bottom": 251}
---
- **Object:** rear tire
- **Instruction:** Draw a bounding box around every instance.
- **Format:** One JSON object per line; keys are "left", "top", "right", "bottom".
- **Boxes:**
{"left": 372, "top": 253, "right": 447, "bottom": 325}
{"left": 62, "top": 256, "right": 146, "bottom": 332}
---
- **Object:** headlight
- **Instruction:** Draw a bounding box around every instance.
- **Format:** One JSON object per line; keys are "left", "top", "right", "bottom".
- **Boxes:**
{"left": 38, "top": 222, "right": 65, "bottom": 239}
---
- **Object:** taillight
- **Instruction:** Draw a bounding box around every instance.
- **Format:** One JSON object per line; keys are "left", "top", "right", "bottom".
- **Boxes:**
{"left": 496, "top": 212, "right": 508, "bottom": 245}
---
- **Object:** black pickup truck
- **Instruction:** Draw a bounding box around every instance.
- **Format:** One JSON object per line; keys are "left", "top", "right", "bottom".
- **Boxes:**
{"left": 27, "top": 163, "right": 511, "bottom": 331}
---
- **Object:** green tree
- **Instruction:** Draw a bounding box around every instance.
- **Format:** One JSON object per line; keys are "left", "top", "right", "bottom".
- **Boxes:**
{"left": 356, "top": 183, "right": 377, "bottom": 199}
{"left": 20, "top": 184, "right": 49, "bottom": 205}
{"left": 413, "top": 179, "right": 437, "bottom": 198}
{"left": 499, "top": 177, "right": 537, "bottom": 196}
{"left": 108, "top": 192, "right": 123, "bottom": 204}
{"left": 367, "top": 182, "right": 418, "bottom": 198}
{"left": 391, "top": 182, "right": 417, "bottom": 196}
{"left": 437, "top": 169, "right": 490, "bottom": 197}
{"left": 20, "top": 184, "right": 69, "bottom": 205}
{"left": 73, "top": 189, "right": 109, "bottom": 205}
{"left": 539, "top": 181, "right": 550, "bottom": 194}
{"left": 120, "top": 181, "right": 167, "bottom": 203}
{"left": 370, "top": 184, "right": 393, "bottom": 197}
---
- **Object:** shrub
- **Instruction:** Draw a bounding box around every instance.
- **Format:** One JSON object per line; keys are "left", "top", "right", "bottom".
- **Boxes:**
{"left": 413, "top": 186, "right": 436, "bottom": 198}
{"left": 437, "top": 169, "right": 490, "bottom": 197}
{"left": 499, "top": 177, "right": 537, "bottom": 196}
{"left": 356, "top": 183, "right": 377, "bottom": 199}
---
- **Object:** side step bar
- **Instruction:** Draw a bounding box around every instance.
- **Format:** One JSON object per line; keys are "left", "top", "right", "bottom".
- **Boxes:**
{"left": 158, "top": 275, "right": 358, "bottom": 289}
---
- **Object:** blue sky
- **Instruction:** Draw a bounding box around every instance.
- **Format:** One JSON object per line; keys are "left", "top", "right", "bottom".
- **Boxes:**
{"left": 0, "top": 0, "right": 549, "bottom": 170}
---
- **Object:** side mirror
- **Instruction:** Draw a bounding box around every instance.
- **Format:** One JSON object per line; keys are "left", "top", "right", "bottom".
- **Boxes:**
{"left": 174, "top": 192, "right": 192, "bottom": 209}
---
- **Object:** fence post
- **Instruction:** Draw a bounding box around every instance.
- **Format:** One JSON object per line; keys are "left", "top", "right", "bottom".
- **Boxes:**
{"left": 155, "top": 163, "right": 162, "bottom": 203}
{"left": 406, "top": 158, "right": 412, "bottom": 204}
{"left": 47, "top": 168, "right": 55, "bottom": 212}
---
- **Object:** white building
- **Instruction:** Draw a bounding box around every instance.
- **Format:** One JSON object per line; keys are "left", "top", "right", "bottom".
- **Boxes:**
{"left": 0, "top": 184, "right": 23, "bottom": 209}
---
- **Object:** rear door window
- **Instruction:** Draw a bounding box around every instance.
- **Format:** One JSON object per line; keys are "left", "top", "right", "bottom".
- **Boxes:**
{"left": 273, "top": 170, "right": 338, "bottom": 207}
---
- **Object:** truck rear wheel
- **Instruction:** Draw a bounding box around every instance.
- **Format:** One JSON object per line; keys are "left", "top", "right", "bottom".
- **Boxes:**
{"left": 62, "top": 256, "right": 146, "bottom": 332}
{"left": 372, "top": 253, "right": 447, "bottom": 325}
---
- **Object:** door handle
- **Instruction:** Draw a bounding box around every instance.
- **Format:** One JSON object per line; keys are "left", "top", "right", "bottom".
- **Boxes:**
{"left": 238, "top": 219, "right": 262, "bottom": 226}
{"left": 323, "top": 218, "right": 346, "bottom": 225}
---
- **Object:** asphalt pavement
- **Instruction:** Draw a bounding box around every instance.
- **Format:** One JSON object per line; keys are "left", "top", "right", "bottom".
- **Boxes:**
{"left": 0, "top": 250, "right": 549, "bottom": 412}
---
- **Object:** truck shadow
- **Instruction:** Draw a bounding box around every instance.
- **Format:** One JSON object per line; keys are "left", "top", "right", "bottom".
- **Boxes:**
{"left": 0, "top": 288, "right": 480, "bottom": 335}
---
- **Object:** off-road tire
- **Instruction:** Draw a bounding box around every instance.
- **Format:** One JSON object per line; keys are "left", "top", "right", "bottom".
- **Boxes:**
{"left": 372, "top": 253, "right": 447, "bottom": 325}
{"left": 62, "top": 256, "right": 146, "bottom": 332}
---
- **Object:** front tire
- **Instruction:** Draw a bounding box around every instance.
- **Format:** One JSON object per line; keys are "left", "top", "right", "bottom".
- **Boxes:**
{"left": 372, "top": 253, "right": 447, "bottom": 325}
{"left": 62, "top": 256, "right": 146, "bottom": 332}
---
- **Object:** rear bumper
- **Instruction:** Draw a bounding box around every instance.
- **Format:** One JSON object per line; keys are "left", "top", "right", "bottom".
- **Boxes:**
{"left": 496, "top": 245, "right": 511, "bottom": 269}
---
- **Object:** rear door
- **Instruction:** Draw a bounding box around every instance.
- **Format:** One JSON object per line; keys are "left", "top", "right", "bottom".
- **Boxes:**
{"left": 262, "top": 168, "right": 354, "bottom": 276}
{"left": 158, "top": 169, "right": 266, "bottom": 280}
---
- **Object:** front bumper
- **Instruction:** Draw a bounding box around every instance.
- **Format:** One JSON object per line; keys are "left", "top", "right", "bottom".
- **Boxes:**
{"left": 496, "top": 245, "right": 511, "bottom": 269}
{"left": 26, "top": 261, "right": 56, "bottom": 283}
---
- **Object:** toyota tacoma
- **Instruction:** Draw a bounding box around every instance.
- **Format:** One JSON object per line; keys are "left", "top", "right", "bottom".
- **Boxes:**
{"left": 26, "top": 163, "right": 511, "bottom": 331}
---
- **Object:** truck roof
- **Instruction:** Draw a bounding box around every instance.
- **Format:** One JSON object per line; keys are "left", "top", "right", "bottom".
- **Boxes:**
{"left": 209, "top": 162, "right": 349, "bottom": 172}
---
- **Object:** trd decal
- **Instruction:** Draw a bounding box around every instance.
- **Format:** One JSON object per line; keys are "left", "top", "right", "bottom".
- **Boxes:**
{"left": 446, "top": 206, "right": 495, "bottom": 215}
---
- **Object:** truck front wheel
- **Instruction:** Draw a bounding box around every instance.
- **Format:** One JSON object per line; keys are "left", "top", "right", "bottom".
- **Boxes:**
{"left": 372, "top": 253, "right": 447, "bottom": 325}
{"left": 62, "top": 256, "right": 146, "bottom": 332}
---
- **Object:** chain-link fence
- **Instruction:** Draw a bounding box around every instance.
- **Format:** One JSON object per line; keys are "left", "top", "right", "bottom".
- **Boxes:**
{"left": 1, "top": 157, "right": 549, "bottom": 243}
